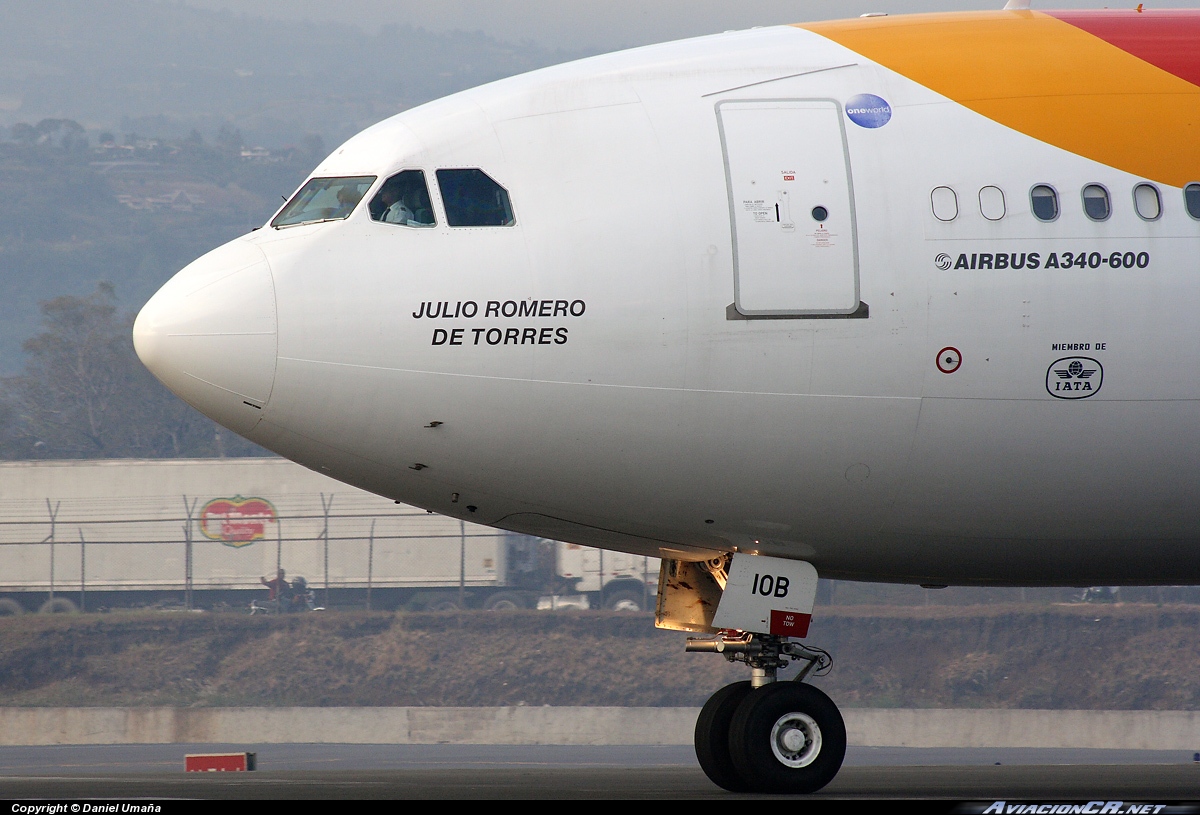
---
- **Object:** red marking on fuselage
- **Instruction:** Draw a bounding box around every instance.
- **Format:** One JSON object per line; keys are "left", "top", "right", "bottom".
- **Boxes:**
{"left": 1046, "top": 10, "right": 1200, "bottom": 88}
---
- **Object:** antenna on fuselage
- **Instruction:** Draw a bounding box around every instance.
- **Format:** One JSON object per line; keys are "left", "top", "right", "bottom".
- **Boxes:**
{"left": 1003, "top": 0, "right": 1032, "bottom": 8}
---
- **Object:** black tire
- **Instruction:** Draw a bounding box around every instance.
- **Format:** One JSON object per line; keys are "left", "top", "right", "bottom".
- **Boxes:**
{"left": 694, "top": 681, "right": 753, "bottom": 792}
{"left": 0, "top": 598, "right": 24, "bottom": 616}
{"left": 729, "top": 682, "right": 846, "bottom": 794}
{"left": 482, "top": 592, "right": 526, "bottom": 611}
{"left": 38, "top": 597, "right": 78, "bottom": 615}
{"left": 604, "top": 586, "right": 645, "bottom": 611}
{"left": 428, "top": 598, "right": 461, "bottom": 612}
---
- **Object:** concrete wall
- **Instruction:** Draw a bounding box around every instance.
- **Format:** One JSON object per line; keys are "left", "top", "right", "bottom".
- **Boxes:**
{"left": 2, "top": 707, "right": 1199, "bottom": 748}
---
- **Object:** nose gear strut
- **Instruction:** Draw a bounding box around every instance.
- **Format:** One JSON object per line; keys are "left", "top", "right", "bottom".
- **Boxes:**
{"left": 686, "top": 631, "right": 833, "bottom": 687}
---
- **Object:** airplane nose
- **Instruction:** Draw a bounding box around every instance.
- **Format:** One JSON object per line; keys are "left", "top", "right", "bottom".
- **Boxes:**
{"left": 133, "top": 239, "right": 277, "bottom": 435}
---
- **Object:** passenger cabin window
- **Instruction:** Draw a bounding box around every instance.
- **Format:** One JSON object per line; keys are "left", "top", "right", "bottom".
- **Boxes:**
{"left": 272, "top": 176, "right": 375, "bottom": 228}
{"left": 1133, "top": 183, "right": 1162, "bottom": 221}
{"left": 979, "top": 186, "right": 1005, "bottom": 221}
{"left": 437, "top": 169, "right": 515, "bottom": 227}
{"left": 369, "top": 170, "right": 435, "bottom": 227}
{"left": 930, "top": 186, "right": 958, "bottom": 221}
{"left": 1082, "top": 184, "right": 1111, "bottom": 221}
{"left": 1185, "top": 183, "right": 1200, "bottom": 220}
{"left": 1030, "top": 185, "right": 1059, "bottom": 222}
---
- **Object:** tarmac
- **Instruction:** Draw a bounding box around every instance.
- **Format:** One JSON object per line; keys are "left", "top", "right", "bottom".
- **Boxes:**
{"left": 0, "top": 744, "right": 1198, "bottom": 800}
{"left": 2, "top": 708, "right": 1198, "bottom": 800}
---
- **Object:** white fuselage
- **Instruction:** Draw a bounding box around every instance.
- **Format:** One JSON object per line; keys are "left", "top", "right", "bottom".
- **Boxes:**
{"left": 133, "top": 25, "right": 1200, "bottom": 586}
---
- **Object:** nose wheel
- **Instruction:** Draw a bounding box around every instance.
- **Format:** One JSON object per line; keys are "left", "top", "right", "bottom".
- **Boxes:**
{"left": 728, "top": 681, "right": 845, "bottom": 793}
{"left": 694, "top": 681, "right": 753, "bottom": 792}
{"left": 696, "top": 680, "right": 846, "bottom": 794}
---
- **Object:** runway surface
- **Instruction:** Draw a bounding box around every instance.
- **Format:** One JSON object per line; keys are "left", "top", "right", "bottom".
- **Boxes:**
{"left": 1, "top": 745, "right": 1199, "bottom": 799}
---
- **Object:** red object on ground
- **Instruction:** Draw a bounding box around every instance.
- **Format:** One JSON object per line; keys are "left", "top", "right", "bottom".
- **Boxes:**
{"left": 185, "top": 752, "right": 257, "bottom": 772}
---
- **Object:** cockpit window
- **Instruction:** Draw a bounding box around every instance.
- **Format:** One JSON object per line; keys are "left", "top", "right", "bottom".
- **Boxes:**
{"left": 271, "top": 176, "right": 376, "bottom": 228}
{"left": 436, "top": 169, "right": 515, "bottom": 227}
{"left": 369, "top": 170, "right": 436, "bottom": 227}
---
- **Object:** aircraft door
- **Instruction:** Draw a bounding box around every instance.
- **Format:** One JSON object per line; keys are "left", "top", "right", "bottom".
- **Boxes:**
{"left": 718, "top": 99, "right": 859, "bottom": 316}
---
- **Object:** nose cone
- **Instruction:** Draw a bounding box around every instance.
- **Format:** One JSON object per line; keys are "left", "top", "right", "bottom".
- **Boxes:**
{"left": 134, "top": 239, "right": 277, "bottom": 435}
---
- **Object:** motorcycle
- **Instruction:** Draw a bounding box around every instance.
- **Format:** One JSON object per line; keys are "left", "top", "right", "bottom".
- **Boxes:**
{"left": 250, "top": 576, "right": 323, "bottom": 614}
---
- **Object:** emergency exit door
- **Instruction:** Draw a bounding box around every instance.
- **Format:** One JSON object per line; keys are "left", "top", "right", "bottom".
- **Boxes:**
{"left": 718, "top": 99, "right": 860, "bottom": 316}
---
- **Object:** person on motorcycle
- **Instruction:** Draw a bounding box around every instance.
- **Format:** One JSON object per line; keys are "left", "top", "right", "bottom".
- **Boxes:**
{"left": 261, "top": 569, "right": 287, "bottom": 602}
{"left": 288, "top": 576, "right": 313, "bottom": 612}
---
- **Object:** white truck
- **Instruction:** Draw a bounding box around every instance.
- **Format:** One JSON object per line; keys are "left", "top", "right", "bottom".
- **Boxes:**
{"left": 0, "top": 458, "right": 657, "bottom": 614}
{"left": 550, "top": 543, "right": 659, "bottom": 611}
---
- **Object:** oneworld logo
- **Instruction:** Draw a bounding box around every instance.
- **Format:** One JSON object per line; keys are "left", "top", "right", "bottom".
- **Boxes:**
{"left": 1046, "top": 357, "right": 1103, "bottom": 399}
{"left": 845, "top": 93, "right": 892, "bottom": 128}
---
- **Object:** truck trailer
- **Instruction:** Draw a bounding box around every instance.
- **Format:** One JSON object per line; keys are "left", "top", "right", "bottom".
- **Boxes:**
{"left": 0, "top": 458, "right": 657, "bottom": 614}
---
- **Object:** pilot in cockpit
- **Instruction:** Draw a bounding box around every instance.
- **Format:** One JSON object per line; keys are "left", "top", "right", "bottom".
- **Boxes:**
{"left": 377, "top": 181, "right": 414, "bottom": 224}
{"left": 331, "top": 186, "right": 361, "bottom": 219}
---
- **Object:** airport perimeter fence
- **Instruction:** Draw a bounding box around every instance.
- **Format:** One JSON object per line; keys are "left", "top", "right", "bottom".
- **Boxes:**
{"left": 0, "top": 491, "right": 517, "bottom": 615}
{"left": 2, "top": 491, "right": 1199, "bottom": 614}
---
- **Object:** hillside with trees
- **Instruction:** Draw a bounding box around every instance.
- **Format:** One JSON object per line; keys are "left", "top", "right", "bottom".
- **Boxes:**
{"left": 0, "top": 124, "right": 320, "bottom": 371}
{"left": 0, "top": 0, "right": 580, "bottom": 149}
{"left": 0, "top": 2, "right": 585, "bottom": 456}
{"left": 0, "top": 124, "right": 309, "bottom": 458}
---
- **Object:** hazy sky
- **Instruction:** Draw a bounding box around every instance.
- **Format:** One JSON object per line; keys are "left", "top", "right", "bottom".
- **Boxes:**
{"left": 175, "top": 1, "right": 1196, "bottom": 51}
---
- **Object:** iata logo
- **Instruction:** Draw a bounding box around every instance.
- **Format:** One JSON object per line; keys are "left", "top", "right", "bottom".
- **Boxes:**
{"left": 1046, "top": 357, "right": 1103, "bottom": 399}
{"left": 200, "top": 496, "right": 277, "bottom": 547}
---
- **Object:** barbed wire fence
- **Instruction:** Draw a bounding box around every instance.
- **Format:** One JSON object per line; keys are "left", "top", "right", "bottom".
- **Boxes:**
{"left": 2, "top": 492, "right": 1199, "bottom": 614}
{"left": 0, "top": 492, "right": 512, "bottom": 614}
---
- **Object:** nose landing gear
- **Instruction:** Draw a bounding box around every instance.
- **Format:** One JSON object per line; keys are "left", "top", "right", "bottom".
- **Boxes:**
{"left": 728, "top": 680, "right": 846, "bottom": 793}
{"left": 657, "top": 553, "right": 840, "bottom": 793}
{"left": 688, "top": 632, "right": 843, "bottom": 794}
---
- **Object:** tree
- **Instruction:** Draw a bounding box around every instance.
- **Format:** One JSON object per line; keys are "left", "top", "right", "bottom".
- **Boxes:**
{"left": 299, "top": 133, "right": 326, "bottom": 163}
{"left": 215, "top": 123, "right": 244, "bottom": 155}
{"left": 9, "top": 120, "right": 88, "bottom": 152}
{"left": 0, "top": 284, "right": 266, "bottom": 459}
{"left": 10, "top": 122, "right": 36, "bottom": 146}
